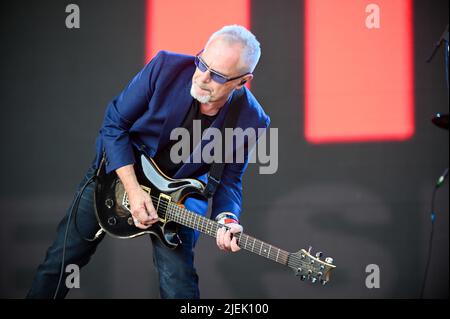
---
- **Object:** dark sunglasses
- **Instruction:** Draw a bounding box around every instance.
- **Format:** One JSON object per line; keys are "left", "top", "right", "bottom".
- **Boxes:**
{"left": 194, "top": 50, "right": 251, "bottom": 84}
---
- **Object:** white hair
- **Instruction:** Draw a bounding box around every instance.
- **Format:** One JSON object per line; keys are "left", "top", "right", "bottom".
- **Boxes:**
{"left": 205, "top": 25, "right": 261, "bottom": 73}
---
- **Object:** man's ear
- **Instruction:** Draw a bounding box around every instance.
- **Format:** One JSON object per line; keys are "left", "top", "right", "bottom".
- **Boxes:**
{"left": 237, "top": 74, "right": 253, "bottom": 89}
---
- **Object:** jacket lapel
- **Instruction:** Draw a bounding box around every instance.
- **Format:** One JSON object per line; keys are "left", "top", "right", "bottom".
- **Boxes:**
{"left": 156, "top": 78, "right": 194, "bottom": 154}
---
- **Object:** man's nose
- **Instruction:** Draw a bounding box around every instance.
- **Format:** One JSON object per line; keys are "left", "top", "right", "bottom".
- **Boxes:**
{"left": 198, "top": 69, "right": 212, "bottom": 83}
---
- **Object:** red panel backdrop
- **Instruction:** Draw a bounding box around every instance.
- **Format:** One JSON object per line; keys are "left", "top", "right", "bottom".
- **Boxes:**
{"left": 145, "top": 0, "right": 250, "bottom": 63}
{"left": 305, "top": 0, "right": 414, "bottom": 143}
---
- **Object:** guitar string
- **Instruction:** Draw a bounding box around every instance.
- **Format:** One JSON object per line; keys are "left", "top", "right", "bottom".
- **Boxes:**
{"left": 165, "top": 201, "right": 329, "bottom": 271}
{"left": 168, "top": 205, "right": 294, "bottom": 264}
{"left": 138, "top": 194, "right": 292, "bottom": 263}
{"left": 133, "top": 194, "right": 321, "bottom": 270}
{"left": 143, "top": 196, "right": 319, "bottom": 271}
{"left": 124, "top": 192, "right": 326, "bottom": 270}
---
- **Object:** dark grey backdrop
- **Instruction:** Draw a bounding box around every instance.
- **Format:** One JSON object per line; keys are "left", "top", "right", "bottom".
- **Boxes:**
{"left": 0, "top": 0, "right": 448, "bottom": 298}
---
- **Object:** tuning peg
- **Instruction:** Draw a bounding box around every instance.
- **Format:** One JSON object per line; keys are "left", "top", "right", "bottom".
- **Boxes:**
{"left": 320, "top": 279, "right": 328, "bottom": 286}
{"left": 315, "top": 251, "right": 323, "bottom": 258}
{"left": 300, "top": 275, "right": 307, "bottom": 281}
{"left": 308, "top": 246, "right": 313, "bottom": 254}
{"left": 311, "top": 277, "right": 317, "bottom": 283}
{"left": 325, "top": 257, "right": 334, "bottom": 264}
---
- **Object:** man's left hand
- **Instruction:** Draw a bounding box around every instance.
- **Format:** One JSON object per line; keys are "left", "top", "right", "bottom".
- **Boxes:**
{"left": 216, "top": 223, "right": 243, "bottom": 252}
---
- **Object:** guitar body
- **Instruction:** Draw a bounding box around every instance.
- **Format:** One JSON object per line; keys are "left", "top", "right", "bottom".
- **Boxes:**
{"left": 94, "top": 152, "right": 206, "bottom": 249}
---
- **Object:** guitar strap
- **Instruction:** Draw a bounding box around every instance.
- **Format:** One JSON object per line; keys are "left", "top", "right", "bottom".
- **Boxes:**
{"left": 202, "top": 88, "right": 245, "bottom": 198}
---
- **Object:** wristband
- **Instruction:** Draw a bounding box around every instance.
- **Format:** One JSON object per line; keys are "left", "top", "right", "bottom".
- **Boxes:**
{"left": 215, "top": 212, "right": 239, "bottom": 225}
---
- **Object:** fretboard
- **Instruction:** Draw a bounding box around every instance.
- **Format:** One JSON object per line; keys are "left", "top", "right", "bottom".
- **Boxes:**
{"left": 166, "top": 203, "right": 289, "bottom": 266}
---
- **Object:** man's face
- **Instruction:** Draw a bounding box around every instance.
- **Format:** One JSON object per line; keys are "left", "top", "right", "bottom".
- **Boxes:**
{"left": 191, "top": 37, "right": 251, "bottom": 105}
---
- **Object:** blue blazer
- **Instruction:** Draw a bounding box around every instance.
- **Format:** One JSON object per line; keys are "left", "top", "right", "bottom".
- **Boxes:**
{"left": 94, "top": 50, "right": 270, "bottom": 225}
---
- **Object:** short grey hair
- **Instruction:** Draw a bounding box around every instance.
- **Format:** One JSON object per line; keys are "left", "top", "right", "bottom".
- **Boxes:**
{"left": 205, "top": 25, "right": 261, "bottom": 73}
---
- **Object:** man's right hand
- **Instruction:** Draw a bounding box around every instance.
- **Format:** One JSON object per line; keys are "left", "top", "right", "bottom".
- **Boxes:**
{"left": 116, "top": 164, "right": 159, "bottom": 230}
{"left": 127, "top": 187, "right": 159, "bottom": 229}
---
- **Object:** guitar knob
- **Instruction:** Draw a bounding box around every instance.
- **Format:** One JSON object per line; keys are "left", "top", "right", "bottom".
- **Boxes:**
{"left": 107, "top": 216, "right": 117, "bottom": 226}
{"left": 325, "top": 257, "right": 334, "bottom": 264}
{"left": 105, "top": 198, "right": 114, "bottom": 209}
{"left": 315, "top": 252, "right": 323, "bottom": 258}
{"left": 127, "top": 217, "right": 134, "bottom": 225}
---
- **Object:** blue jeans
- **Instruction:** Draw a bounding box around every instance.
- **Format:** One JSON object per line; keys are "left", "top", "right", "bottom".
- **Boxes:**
{"left": 26, "top": 161, "right": 200, "bottom": 299}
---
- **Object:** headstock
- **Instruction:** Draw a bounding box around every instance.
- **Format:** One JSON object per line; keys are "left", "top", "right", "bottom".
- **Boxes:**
{"left": 288, "top": 246, "right": 336, "bottom": 285}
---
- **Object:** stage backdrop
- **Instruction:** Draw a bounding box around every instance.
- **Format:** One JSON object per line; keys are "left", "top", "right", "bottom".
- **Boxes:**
{"left": 0, "top": 0, "right": 448, "bottom": 298}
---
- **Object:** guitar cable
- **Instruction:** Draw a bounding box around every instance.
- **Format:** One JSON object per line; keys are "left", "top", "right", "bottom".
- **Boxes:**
{"left": 420, "top": 167, "right": 448, "bottom": 298}
{"left": 53, "top": 174, "right": 101, "bottom": 299}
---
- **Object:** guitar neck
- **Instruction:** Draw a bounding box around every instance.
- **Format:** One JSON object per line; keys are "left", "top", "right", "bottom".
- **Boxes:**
{"left": 166, "top": 203, "right": 290, "bottom": 266}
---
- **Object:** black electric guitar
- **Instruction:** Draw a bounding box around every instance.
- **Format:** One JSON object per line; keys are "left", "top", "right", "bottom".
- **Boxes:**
{"left": 94, "top": 152, "right": 336, "bottom": 284}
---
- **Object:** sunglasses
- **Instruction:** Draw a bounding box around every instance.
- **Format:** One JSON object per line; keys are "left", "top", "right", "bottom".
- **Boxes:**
{"left": 194, "top": 50, "right": 251, "bottom": 84}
